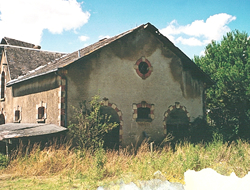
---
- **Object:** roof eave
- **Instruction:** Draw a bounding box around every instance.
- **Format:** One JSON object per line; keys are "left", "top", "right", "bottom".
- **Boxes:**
{"left": 6, "top": 68, "right": 59, "bottom": 87}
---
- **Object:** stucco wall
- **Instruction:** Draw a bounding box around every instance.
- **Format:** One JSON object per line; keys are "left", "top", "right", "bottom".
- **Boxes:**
{"left": 0, "top": 51, "right": 13, "bottom": 123}
{"left": 66, "top": 28, "right": 205, "bottom": 146}
{"left": 3, "top": 73, "right": 61, "bottom": 125}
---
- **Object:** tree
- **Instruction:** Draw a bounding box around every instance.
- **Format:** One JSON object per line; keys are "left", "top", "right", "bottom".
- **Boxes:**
{"left": 68, "top": 95, "right": 119, "bottom": 150}
{"left": 194, "top": 30, "right": 250, "bottom": 140}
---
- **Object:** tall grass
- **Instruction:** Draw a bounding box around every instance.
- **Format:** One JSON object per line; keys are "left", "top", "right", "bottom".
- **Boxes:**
{"left": 1, "top": 136, "right": 250, "bottom": 189}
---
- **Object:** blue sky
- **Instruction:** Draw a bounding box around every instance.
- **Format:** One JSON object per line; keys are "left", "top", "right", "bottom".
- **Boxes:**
{"left": 0, "top": 0, "right": 250, "bottom": 59}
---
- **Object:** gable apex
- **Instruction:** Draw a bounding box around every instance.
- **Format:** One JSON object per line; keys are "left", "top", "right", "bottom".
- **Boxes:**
{"left": 6, "top": 23, "right": 214, "bottom": 87}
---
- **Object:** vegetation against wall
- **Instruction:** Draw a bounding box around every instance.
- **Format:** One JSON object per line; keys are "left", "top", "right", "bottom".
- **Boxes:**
{"left": 194, "top": 30, "right": 250, "bottom": 140}
{"left": 68, "top": 95, "right": 119, "bottom": 150}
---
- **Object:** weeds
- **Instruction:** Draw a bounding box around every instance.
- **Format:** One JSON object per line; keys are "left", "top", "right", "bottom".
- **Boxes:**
{"left": 0, "top": 153, "right": 8, "bottom": 168}
{"left": 1, "top": 136, "right": 250, "bottom": 189}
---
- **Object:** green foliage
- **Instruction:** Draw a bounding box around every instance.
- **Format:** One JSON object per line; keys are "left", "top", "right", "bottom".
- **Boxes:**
{"left": 194, "top": 30, "right": 250, "bottom": 140}
{"left": 93, "top": 148, "right": 107, "bottom": 180}
{"left": 0, "top": 153, "right": 8, "bottom": 168}
{"left": 68, "top": 95, "right": 119, "bottom": 150}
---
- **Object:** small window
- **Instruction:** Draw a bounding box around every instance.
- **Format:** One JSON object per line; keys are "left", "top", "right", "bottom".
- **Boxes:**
{"left": 36, "top": 101, "right": 47, "bottom": 123}
{"left": 137, "top": 107, "right": 152, "bottom": 122}
{"left": 133, "top": 101, "right": 154, "bottom": 122}
{"left": 134, "top": 57, "right": 153, "bottom": 79}
{"left": 38, "top": 107, "right": 45, "bottom": 119}
{"left": 15, "top": 110, "right": 20, "bottom": 121}
{"left": 138, "top": 62, "right": 149, "bottom": 75}
{"left": 13, "top": 106, "right": 22, "bottom": 123}
{"left": 1, "top": 72, "right": 5, "bottom": 99}
{"left": 0, "top": 113, "right": 5, "bottom": 125}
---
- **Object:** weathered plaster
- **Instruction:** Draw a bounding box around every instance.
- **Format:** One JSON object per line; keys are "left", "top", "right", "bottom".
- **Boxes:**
{"left": 66, "top": 29, "right": 204, "bottom": 146}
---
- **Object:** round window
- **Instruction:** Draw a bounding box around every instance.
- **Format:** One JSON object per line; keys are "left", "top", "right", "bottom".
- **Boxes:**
{"left": 138, "top": 62, "right": 149, "bottom": 75}
{"left": 134, "top": 57, "right": 153, "bottom": 79}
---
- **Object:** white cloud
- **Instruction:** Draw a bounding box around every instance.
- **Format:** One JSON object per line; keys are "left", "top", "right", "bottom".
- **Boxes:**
{"left": 160, "top": 13, "right": 236, "bottom": 46}
{"left": 0, "top": 0, "right": 90, "bottom": 45}
{"left": 79, "top": 35, "right": 89, "bottom": 42}
{"left": 176, "top": 37, "right": 203, "bottom": 46}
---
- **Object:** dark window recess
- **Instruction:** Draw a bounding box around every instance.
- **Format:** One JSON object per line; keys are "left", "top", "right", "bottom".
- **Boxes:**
{"left": 1, "top": 72, "right": 5, "bottom": 99}
{"left": 38, "top": 107, "right": 45, "bottom": 119}
{"left": 138, "top": 62, "right": 149, "bottom": 74}
{"left": 0, "top": 114, "right": 5, "bottom": 125}
{"left": 136, "top": 107, "right": 152, "bottom": 122}
{"left": 15, "top": 110, "right": 20, "bottom": 121}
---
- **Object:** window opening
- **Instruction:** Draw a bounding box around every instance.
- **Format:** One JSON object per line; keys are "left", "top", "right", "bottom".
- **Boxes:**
{"left": 0, "top": 114, "right": 5, "bottom": 125}
{"left": 134, "top": 57, "right": 153, "bottom": 79}
{"left": 164, "top": 103, "right": 190, "bottom": 141}
{"left": 1, "top": 72, "right": 5, "bottom": 99}
{"left": 15, "top": 110, "right": 20, "bottom": 121}
{"left": 38, "top": 107, "right": 45, "bottom": 119}
{"left": 133, "top": 101, "right": 154, "bottom": 122}
{"left": 138, "top": 62, "right": 149, "bottom": 75}
{"left": 36, "top": 102, "right": 47, "bottom": 123}
{"left": 137, "top": 107, "right": 151, "bottom": 121}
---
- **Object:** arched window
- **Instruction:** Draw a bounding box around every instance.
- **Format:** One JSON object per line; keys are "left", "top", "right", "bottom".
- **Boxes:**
{"left": 1, "top": 72, "right": 5, "bottom": 99}
{"left": 164, "top": 102, "right": 190, "bottom": 140}
{"left": 100, "top": 106, "right": 120, "bottom": 149}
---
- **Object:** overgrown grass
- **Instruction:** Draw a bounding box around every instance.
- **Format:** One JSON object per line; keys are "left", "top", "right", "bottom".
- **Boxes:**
{"left": 1, "top": 135, "right": 250, "bottom": 189}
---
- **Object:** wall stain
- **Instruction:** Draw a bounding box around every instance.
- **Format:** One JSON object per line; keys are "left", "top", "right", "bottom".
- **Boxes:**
{"left": 169, "top": 55, "right": 201, "bottom": 99}
{"left": 109, "top": 29, "right": 159, "bottom": 61}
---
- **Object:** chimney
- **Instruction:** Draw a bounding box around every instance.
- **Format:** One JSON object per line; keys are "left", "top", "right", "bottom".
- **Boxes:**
{"left": 33, "top": 45, "right": 41, "bottom": 49}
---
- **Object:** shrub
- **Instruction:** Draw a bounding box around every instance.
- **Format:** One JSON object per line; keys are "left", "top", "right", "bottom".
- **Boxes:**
{"left": 0, "top": 153, "right": 8, "bottom": 168}
{"left": 68, "top": 95, "right": 118, "bottom": 150}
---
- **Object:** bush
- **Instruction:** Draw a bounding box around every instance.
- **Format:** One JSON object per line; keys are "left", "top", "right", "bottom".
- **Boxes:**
{"left": 0, "top": 153, "right": 8, "bottom": 168}
{"left": 68, "top": 95, "right": 118, "bottom": 150}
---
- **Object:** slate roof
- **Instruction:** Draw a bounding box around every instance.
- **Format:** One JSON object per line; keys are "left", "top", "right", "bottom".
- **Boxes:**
{"left": 6, "top": 23, "right": 214, "bottom": 86}
{"left": 4, "top": 46, "right": 66, "bottom": 80}
{"left": 1, "top": 37, "right": 37, "bottom": 49}
{"left": 0, "top": 123, "right": 68, "bottom": 141}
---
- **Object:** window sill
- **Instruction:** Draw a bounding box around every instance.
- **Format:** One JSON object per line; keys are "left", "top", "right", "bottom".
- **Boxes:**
{"left": 0, "top": 98, "right": 5, "bottom": 102}
{"left": 13, "top": 120, "right": 21, "bottom": 123}
{"left": 37, "top": 118, "right": 46, "bottom": 123}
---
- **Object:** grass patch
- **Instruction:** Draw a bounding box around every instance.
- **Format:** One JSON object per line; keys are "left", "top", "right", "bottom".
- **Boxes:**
{"left": 1, "top": 137, "right": 250, "bottom": 189}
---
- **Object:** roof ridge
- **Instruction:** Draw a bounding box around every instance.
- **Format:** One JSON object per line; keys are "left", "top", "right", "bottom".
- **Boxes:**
{"left": 6, "top": 23, "right": 150, "bottom": 86}
{"left": 0, "top": 44, "right": 67, "bottom": 54}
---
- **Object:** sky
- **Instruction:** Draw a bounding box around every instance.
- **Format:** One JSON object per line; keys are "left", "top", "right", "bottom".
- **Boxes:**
{"left": 0, "top": 0, "right": 250, "bottom": 59}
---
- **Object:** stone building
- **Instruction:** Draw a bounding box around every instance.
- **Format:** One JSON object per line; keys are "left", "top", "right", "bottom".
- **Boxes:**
{"left": 0, "top": 23, "right": 213, "bottom": 148}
